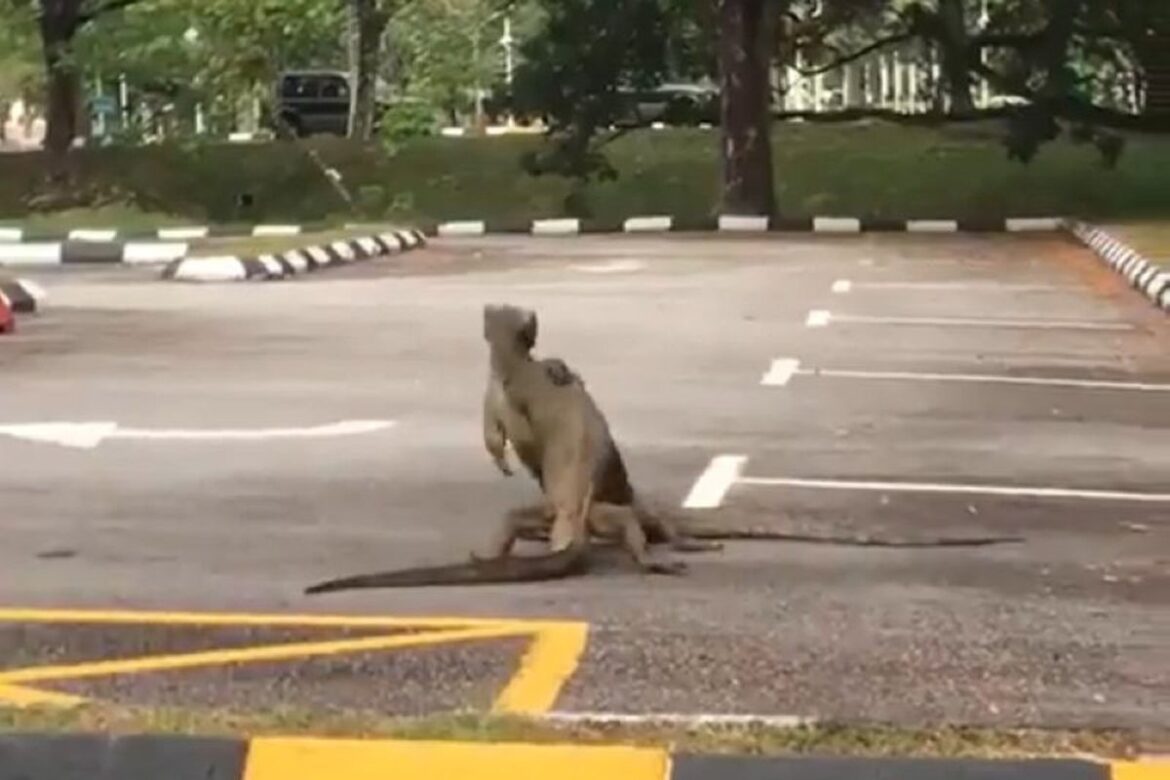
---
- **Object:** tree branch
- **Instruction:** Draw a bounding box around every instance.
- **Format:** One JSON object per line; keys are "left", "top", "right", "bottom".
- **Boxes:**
{"left": 796, "top": 30, "right": 915, "bottom": 76}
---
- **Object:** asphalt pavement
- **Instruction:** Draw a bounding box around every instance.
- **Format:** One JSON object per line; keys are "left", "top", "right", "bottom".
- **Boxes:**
{"left": 1, "top": 232, "right": 1166, "bottom": 731}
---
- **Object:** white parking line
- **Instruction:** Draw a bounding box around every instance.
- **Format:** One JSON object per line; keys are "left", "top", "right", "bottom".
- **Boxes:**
{"left": 681, "top": 455, "right": 747, "bottom": 508}
{"left": 739, "top": 476, "right": 1170, "bottom": 503}
{"left": 760, "top": 358, "right": 802, "bottom": 386}
{"left": 838, "top": 281, "right": 1067, "bottom": 292}
{"left": 683, "top": 455, "right": 1170, "bottom": 508}
{"left": 808, "top": 311, "right": 1134, "bottom": 331}
{"left": 805, "top": 309, "right": 832, "bottom": 327}
{"left": 760, "top": 358, "right": 1170, "bottom": 392}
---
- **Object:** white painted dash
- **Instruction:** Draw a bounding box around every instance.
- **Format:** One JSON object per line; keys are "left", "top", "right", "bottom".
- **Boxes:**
{"left": 682, "top": 455, "right": 748, "bottom": 509}
{"left": 623, "top": 215, "right": 673, "bottom": 233}
{"left": 761, "top": 358, "right": 801, "bottom": 386}
{"left": 543, "top": 712, "right": 814, "bottom": 728}
{"left": 906, "top": 219, "right": 959, "bottom": 233}
{"left": 252, "top": 225, "right": 301, "bottom": 237}
{"left": 531, "top": 218, "right": 581, "bottom": 236}
{"left": 1005, "top": 217, "right": 1063, "bottom": 232}
{"left": 718, "top": 215, "right": 769, "bottom": 232}
{"left": 831, "top": 279, "right": 853, "bottom": 294}
{"left": 68, "top": 229, "right": 117, "bottom": 242}
{"left": 805, "top": 309, "right": 832, "bottom": 328}
{"left": 813, "top": 216, "right": 861, "bottom": 233}
{"left": 157, "top": 226, "right": 210, "bottom": 240}
{"left": 438, "top": 221, "right": 487, "bottom": 237}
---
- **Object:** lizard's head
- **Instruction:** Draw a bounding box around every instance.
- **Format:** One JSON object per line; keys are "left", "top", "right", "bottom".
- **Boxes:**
{"left": 483, "top": 303, "right": 537, "bottom": 352}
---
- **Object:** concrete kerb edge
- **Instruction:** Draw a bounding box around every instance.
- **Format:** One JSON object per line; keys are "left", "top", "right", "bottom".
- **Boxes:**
{"left": 160, "top": 229, "right": 428, "bottom": 283}
{"left": 421, "top": 214, "right": 1064, "bottom": 236}
{"left": 0, "top": 277, "right": 46, "bottom": 314}
{"left": 1063, "top": 219, "right": 1170, "bottom": 313}
{"left": 0, "top": 732, "right": 1160, "bottom": 780}
{"left": 0, "top": 240, "right": 189, "bottom": 267}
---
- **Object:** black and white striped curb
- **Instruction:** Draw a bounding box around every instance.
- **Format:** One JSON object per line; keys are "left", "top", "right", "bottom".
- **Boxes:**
{"left": 0, "top": 277, "right": 47, "bottom": 314}
{"left": 0, "top": 240, "right": 189, "bottom": 267}
{"left": 0, "top": 223, "right": 319, "bottom": 243}
{"left": 0, "top": 216, "right": 1065, "bottom": 244}
{"left": 1067, "top": 221, "right": 1170, "bottom": 312}
{"left": 426, "top": 215, "right": 1066, "bottom": 236}
{"left": 160, "top": 229, "right": 427, "bottom": 282}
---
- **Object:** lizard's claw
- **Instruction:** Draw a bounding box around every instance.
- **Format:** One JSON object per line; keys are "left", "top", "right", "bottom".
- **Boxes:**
{"left": 644, "top": 559, "right": 688, "bottom": 576}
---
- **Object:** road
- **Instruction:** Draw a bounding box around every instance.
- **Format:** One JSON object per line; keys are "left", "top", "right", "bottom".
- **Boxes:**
{"left": 1, "top": 232, "right": 1167, "bottom": 730}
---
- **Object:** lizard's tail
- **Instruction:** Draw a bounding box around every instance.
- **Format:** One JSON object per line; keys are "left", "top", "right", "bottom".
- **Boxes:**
{"left": 684, "top": 525, "right": 1024, "bottom": 547}
{"left": 304, "top": 544, "right": 590, "bottom": 595}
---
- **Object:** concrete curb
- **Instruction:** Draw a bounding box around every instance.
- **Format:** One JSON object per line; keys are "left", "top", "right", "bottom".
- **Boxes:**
{"left": 0, "top": 276, "right": 46, "bottom": 314}
{"left": 0, "top": 216, "right": 1064, "bottom": 245}
{"left": 0, "top": 240, "right": 189, "bottom": 267}
{"left": 426, "top": 215, "right": 1066, "bottom": 236}
{"left": 160, "top": 229, "right": 427, "bottom": 282}
{"left": 1065, "top": 220, "right": 1170, "bottom": 312}
{"left": 0, "top": 223, "right": 313, "bottom": 243}
{"left": 0, "top": 733, "right": 1162, "bottom": 780}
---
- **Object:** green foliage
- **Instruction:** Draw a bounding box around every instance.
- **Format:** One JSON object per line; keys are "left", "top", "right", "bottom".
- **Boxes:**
{"left": 509, "top": 0, "right": 680, "bottom": 213}
{"left": 377, "top": 98, "right": 441, "bottom": 149}
{"left": 3, "top": 125, "right": 1169, "bottom": 223}
{"left": 73, "top": 0, "right": 346, "bottom": 109}
{"left": 0, "top": 3, "right": 43, "bottom": 103}
{"left": 386, "top": 0, "right": 529, "bottom": 124}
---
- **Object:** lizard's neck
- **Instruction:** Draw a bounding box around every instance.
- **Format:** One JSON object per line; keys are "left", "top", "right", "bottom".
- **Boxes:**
{"left": 490, "top": 344, "right": 531, "bottom": 378}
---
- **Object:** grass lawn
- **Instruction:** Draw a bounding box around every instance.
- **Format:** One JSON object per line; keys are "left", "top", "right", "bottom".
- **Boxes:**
{"left": 187, "top": 228, "right": 395, "bottom": 258}
{"left": 1100, "top": 221, "right": 1170, "bottom": 262}
{"left": 0, "top": 705, "right": 1150, "bottom": 759}
{"left": 0, "top": 121, "right": 1168, "bottom": 225}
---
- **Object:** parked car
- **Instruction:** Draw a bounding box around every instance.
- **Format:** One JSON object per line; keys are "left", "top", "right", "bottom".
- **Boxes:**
{"left": 615, "top": 82, "right": 719, "bottom": 126}
{"left": 271, "top": 70, "right": 397, "bottom": 137}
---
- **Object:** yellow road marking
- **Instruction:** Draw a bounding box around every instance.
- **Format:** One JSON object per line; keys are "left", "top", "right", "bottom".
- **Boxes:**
{"left": 0, "top": 626, "right": 527, "bottom": 685}
{"left": 0, "top": 683, "right": 86, "bottom": 708}
{"left": 242, "top": 737, "right": 668, "bottom": 780}
{"left": 0, "top": 607, "right": 590, "bottom": 715}
{"left": 493, "top": 621, "right": 589, "bottom": 715}
{"left": 1113, "top": 760, "right": 1170, "bottom": 780}
{"left": 0, "top": 607, "right": 524, "bottom": 630}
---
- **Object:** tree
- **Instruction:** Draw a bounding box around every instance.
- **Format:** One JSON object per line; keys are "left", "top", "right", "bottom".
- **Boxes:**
{"left": 346, "top": 0, "right": 392, "bottom": 139}
{"left": 0, "top": 3, "right": 43, "bottom": 140}
{"left": 389, "top": 0, "right": 525, "bottom": 127}
{"left": 510, "top": 0, "right": 672, "bottom": 214}
{"left": 716, "top": 0, "right": 779, "bottom": 215}
{"left": 70, "top": 0, "right": 344, "bottom": 138}
{"left": 21, "top": 0, "right": 147, "bottom": 176}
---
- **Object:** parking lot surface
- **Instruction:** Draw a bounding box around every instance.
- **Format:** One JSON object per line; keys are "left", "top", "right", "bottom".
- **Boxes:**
{"left": 1, "top": 232, "right": 1167, "bottom": 728}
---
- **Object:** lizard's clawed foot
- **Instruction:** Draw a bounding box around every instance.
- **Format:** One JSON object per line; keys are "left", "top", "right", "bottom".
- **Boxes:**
{"left": 671, "top": 539, "right": 723, "bottom": 553}
{"left": 643, "top": 559, "right": 688, "bottom": 575}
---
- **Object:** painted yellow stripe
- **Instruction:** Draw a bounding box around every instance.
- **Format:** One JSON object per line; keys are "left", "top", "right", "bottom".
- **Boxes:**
{"left": 493, "top": 622, "right": 589, "bottom": 715}
{"left": 1112, "top": 760, "right": 1170, "bottom": 780}
{"left": 0, "top": 607, "right": 528, "bottom": 630}
{"left": 243, "top": 737, "right": 668, "bottom": 780}
{"left": 0, "top": 626, "right": 526, "bottom": 684}
{"left": 0, "top": 683, "right": 87, "bottom": 708}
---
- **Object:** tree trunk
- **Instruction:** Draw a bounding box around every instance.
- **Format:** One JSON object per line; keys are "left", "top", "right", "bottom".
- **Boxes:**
{"left": 347, "top": 0, "right": 389, "bottom": 140}
{"left": 715, "top": 0, "right": 777, "bottom": 216}
{"left": 937, "top": 0, "right": 974, "bottom": 114}
{"left": 38, "top": 1, "right": 82, "bottom": 179}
